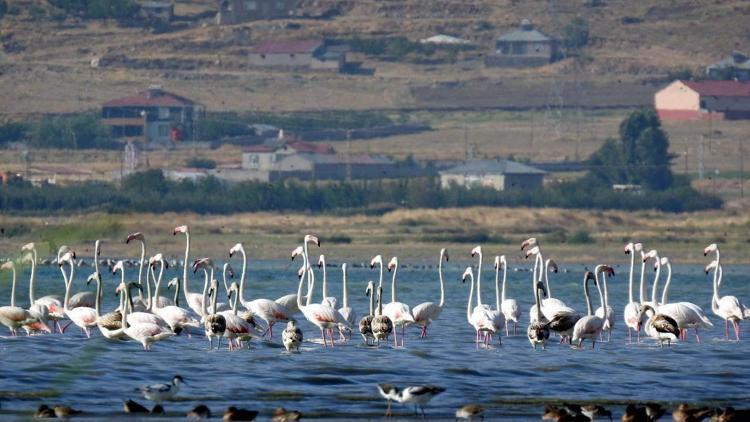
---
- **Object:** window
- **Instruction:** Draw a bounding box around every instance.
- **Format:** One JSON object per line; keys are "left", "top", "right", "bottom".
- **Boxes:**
{"left": 244, "top": 0, "right": 257, "bottom": 11}
{"left": 158, "top": 125, "right": 169, "bottom": 137}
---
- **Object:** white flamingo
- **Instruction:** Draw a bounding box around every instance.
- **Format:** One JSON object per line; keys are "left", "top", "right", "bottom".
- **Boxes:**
{"left": 113, "top": 260, "right": 169, "bottom": 328}
{"left": 125, "top": 232, "right": 149, "bottom": 309}
{"left": 623, "top": 242, "right": 644, "bottom": 343}
{"left": 57, "top": 246, "right": 94, "bottom": 311}
{"left": 22, "top": 243, "right": 64, "bottom": 333}
{"left": 230, "top": 242, "right": 290, "bottom": 338}
{"left": 0, "top": 261, "right": 48, "bottom": 335}
{"left": 412, "top": 248, "right": 449, "bottom": 339}
{"left": 21, "top": 251, "right": 51, "bottom": 335}
{"left": 223, "top": 281, "right": 261, "bottom": 350}
{"left": 295, "top": 249, "right": 341, "bottom": 348}
{"left": 471, "top": 246, "right": 504, "bottom": 345}
{"left": 526, "top": 247, "right": 574, "bottom": 323}
{"left": 496, "top": 255, "right": 519, "bottom": 336}
{"left": 572, "top": 271, "right": 604, "bottom": 349}
{"left": 173, "top": 225, "right": 204, "bottom": 316}
{"left": 657, "top": 256, "right": 713, "bottom": 342}
{"left": 594, "top": 265, "right": 615, "bottom": 342}
{"left": 461, "top": 267, "right": 499, "bottom": 346}
{"left": 337, "top": 263, "right": 356, "bottom": 340}
{"left": 118, "top": 282, "right": 174, "bottom": 351}
{"left": 705, "top": 243, "right": 750, "bottom": 340}
{"left": 382, "top": 257, "right": 416, "bottom": 347}
{"left": 60, "top": 252, "right": 98, "bottom": 338}
{"left": 87, "top": 271, "right": 126, "bottom": 340}
{"left": 148, "top": 255, "right": 200, "bottom": 337}
{"left": 277, "top": 234, "right": 319, "bottom": 315}
{"left": 527, "top": 281, "right": 550, "bottom": 350}
{"left": 317, "top": 254, "right": 337, "bottom": 308}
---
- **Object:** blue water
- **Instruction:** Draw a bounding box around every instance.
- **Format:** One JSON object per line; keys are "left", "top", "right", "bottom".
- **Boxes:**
{"left": 1, "top": 257, "right": 749, "bottom": 420}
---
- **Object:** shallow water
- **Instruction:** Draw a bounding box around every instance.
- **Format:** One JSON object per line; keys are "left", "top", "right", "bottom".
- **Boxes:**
{"left": 1, "top": 258, "right": 749, "bottom": 420}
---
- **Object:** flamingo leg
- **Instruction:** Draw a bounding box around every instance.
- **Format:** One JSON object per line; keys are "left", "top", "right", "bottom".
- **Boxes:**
{"left": 726, "top": 320, "right": 730, "bottom": 340}
{"left": 329, "top": 328, "right": 335, "bottom": 349}
{"left": 401, "top": 325, "right": 406, "bottom": 347}
{"left": 208, "top": 336, "right": 213, "bottom": 350}
{"left": 393, "top": 326, "right": 398, "bottom": 347}
{"left": 514, "top": 322, "right": 517, "bottom": 336}
{"left": 592, "top": 339, "right": 596, "bottom": 350}
{"left": 694, "top": 328, "right": 701, "bottom": 343}
{"left": 320, "top": 328, "right": 327, "bottom": 348}
{"left": 216, "top": 336, "right": 222, "bottom": 350}
{"left": 61, "top": 321, "right": 73, "bottom": 333}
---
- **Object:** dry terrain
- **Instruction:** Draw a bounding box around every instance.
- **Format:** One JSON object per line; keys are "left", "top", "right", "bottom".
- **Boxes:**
{"left": 0, "top": 206, "right": 748, "bottom": 264}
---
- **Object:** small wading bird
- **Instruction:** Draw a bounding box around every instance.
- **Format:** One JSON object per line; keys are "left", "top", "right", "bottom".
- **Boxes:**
{"left": 377, "top": 384, "right": 445, "bottom": 418}
{"left": 136, "top": 375, "right": 184, "bottom": 404}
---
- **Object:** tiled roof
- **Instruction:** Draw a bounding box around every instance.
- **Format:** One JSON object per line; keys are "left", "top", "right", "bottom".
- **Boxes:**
{"left": 440, "top": 160, "right": 546, "bottom": 175}
{"left": 103, "top": 88, "right": 197, "bottom": 108}
{"left": 249, "top": 40, "right": 323, "bottom": 54}
{"left": 683, "top": 80, "right": 750, "bottom": 97}
{"left": 498, "top": 21, "right": 553, "bottom": 42}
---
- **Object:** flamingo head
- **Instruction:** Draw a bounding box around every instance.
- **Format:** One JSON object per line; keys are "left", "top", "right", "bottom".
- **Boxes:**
{"left": 638, "top": 303, "right": 654, "bottom": 316}
{"left": 57, "top": 245, "right": 76, "bottom": 262}
{"left": 705, "top": 260, "right": 718, "bottom": 275}
{"left": 22, "top": 252, "right": 34, "bottom": 264}
{"left": 659, "top": 257, "right": 669, "bottom": 266}
{"left": 342, "top": 262, "right": 347, "bottom": 273}
{"left": 546, "top": 259, "right": 559, "bottom": 274}
{"left": 304, "top": 234, "right": 320, "bottom": 247}
{"left": 584, "top": 271, "right": 596, "bottom": 285}
{"left": 173, "top": 225, "right": 188, "bottom": 236}
{"left": 624, "top": 242, "right": 634, "bottom": 254}
{"left": 524, "top": 246, "right": 540, "bottom": 260}
{"left": 521, "top": 237, "right": 537, "bottom": 251}
{"left": 167, "top": 277, "right": 179, "bottom": 289}
{"left": 112, "top": 260, "right": 125, "bottom": 274}
{"left": 634, "top": 243, "right": 643, "bottom": 252}
{"left": 21, "top": 242, "right": 35, "bottom": 252}
{"left": 600, "top": 265, "right": 615, "bottom": 277}
{"left": 297, "top": 265, "right": 306, "bottom": 279}
{"left": 148, "top": 253, "right": 164, "bottom": 267}
{"left": 86, "top": 271, "right": 100, "bottom": 286}
{"left": 192, "top": 257, "right": 213, "bottom": 273}
{"left": 471, "top": 245, "right": 481, "bottom": 257}
{"left": 643, "top": 249, "right": 658, "bottom": 263}
{"left": 461, "top": 266, "right": 473, "bottom": 283}
{"left": 229, "top": 243, "right": 243, "bottom": 257}
{"left": 317, "top": 254, "right": 325, "bottom": 268}
{"left": 704, "top": 243, "right": 718, "bottom": 256}
{"left": 441, "top": 248, "right": 448, "bottom": 262}
{"left": 370, "top": 255, "right": 383, "bottom": 269}
{"left": 494, "top": 255, "right": 500, "bottom": 270}
{"left": 365, "top": 280, "right": 374, "bottom": 296}
{"left": 291, "top": 246, "right": 303, "bottom": 261}
{"left": 58, "top": 252, "right": 75, "bottom": 266}
{"left": 536, "top": 281, "right": 547, "bottom": 298}
{"left": 0, "top": 261, "right": 13, "bottom": 270}
{"left": 387, "top": 257, "right": 398, "bottom": 272}
{"left": 125, "top": 232, "right": 144, "bottom": 244}
{"left": 228, "top": 281, "right": 239, "bottom": 299}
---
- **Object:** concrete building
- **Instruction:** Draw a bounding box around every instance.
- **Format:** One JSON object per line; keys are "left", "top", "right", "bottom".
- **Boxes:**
{"left": 655, "top": 80, "right": 750, "bottom": 121}
{"left": 706, "top": 51, "right": 750, "bottom": 81}
{"left": 101, "top": 86, "right": 201, "bottom": 144}
{"left": 439, "top": 160, "right": 546, "bottom": 191}
{"left": 247, "top": 39, "right": 344, "bottom": 71}
{"left": 485, "top": 19, "right": 557, "bottom": 68}
{"left": 216, "top": 0, "right": 299, "bottom": 25}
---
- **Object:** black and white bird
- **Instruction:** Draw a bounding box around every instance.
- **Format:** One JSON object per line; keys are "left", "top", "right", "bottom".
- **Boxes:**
{"left": 282, "top": 320, "right": 303, "bottom": 352}
{"left": 137, "top": 375, "right": 184, "bottom": 404}
{"left": 377, "top": 384, "right": 400, "bottom": 417}
{"left": 377, "top": 384, "right": 445, "bottom": 418}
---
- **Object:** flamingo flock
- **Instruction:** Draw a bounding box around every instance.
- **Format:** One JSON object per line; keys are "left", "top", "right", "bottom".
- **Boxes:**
{"left": 0, "top": 229, "right": 746, "bottom": 353}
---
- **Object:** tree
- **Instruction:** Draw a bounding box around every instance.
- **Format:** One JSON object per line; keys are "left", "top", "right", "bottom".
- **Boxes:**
{"left": 563, "top": 16, "right": 590, "bottom": 55}
{"left": 29, "top": 113, "right": 115, "bottom": 149}
{"left": 0, "top": 1, "right": 8, "bottom": 19}
{"left": 586, "top": 108, "right": 674, "bottom": 190}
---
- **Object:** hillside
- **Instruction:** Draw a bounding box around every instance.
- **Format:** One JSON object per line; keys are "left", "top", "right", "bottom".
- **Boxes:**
{"left": 0, "top": 0, "right": 748, "bottom": 116}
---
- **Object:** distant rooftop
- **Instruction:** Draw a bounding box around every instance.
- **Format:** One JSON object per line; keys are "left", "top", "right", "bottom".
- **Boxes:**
{"left": 103, "top": 87, "right": 197, "bottom": 108}
{"left": 249, "top": 40, "right": 323, "bottom": 55}
{"left": 440, "top": 159, "right": 546, "bottom": 176}
{"left": 497, "top": 19, "right": 554, "bottom": 43}
{"left": 420, "top": 34, "right": 470, "bottom": 45}
{"left": 682, "top": 80, "right": 750, "bottom": 97}
{"left": 707, "top": 51, "right": 750, "bottom": 70}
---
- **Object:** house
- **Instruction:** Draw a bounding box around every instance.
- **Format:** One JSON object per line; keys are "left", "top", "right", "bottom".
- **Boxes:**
{"left": 101, "top": 86, "right": 202, "bottom": 144}
{"left": 706, "top": 51, "right": 750, "bottom": 81}
{"left": 247, "top": 39, "right": 344, "bottom": 72}
{"left": 655, "top": 80, "right": 750, "bottom": 121}
{"left": 216, "top": 0, "right": 299, "bottom": 25}
{"left": 139, "top": 1, "right": 174, "bottom": 23}
{"left": 485, "top": 19, "right": 558, "bottom": 68}
{"left": 439, "top": 159, "right": 546, "bottom": 191}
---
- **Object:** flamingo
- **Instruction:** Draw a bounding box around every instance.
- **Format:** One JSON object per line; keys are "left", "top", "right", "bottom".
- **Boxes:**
{"left": 657, "top": 256, "right": 713, "bottom": 342}
{"left": 86, "top": 271, "right": 125, "bottom": 340}
{"left": 382, "top": 257, "right": 416, "bottom": 347}
{"left": 359, "top": 280, "right": 376, "bottom": 345}
{"left": 112, "top": 260, "right": 169, "bottom": 328}
{"left": 118, "top": 282, "right": 174, "bottom": 351}
{"left": 22, "top": 243, "right": 64, "bottom": 333}
{"left": 173, "top": 225, "right": 204, "bottom": 316}
{"left": 277, "top": 234, "right": 319, "bottom": 315}
{"left": 0, "top": 261, "right": 48, "bottom": 335}
{"left": 705, "top": 243, "right": 750, "bottom": 340}
{"left": 411, "top": 248, "right": 448, "bottom": 339}
{"left": 639, "top": 303, "right": 680, "bottom": 347}
{"left": 527, "top": 280, "right": 550, "bottom": 350}
{"left": 461, "top": 267, "right": 499, "bottom": 347}
{"left": 295, "top": 248, "right": 341, "bottom": 348}
{"left": 371, "top": 285, "right": 393, "bottom": 346}
{"left": 230, "top": 242, "right": 290, "bottom": 338}
{"left": 148, "top": 255, "right": 200, "bottom": 337}
{"left": 191, "top": 258, "right": 229, "bottom": 315}
{"left": 593, "top": 265, "right": 615, "bottom": 342}
{"left": 623, "top": 242, "right": 644, "bottom": 343}
{"left": 219, "top": 282, "right": 258, "bottom": 350}
{"left": 317, "top": 254, "right": 337, "bottom": 308}
{"left": 60, "top": 252, "right": 98, "bottom": 338}
{"left": 705, "top": 259, "right": 744, "bottom": 340}
{"left": 572, "top": 271, "right": 604, "bottom": 349}
{"left": 57, "top": 246, "right": 94, "bottom": 311}
{"left": 496, "top": 255, "right": 519, "bottom": 336}
{"left": 20, "top": 251, "right": 51, "bottom": 335}
{"left": 526, "top": 247, "right": 578, "bottom": 342}
{"left": 470, "top": 246, "right": 504, "bottom": 345}
{"left": 337, "top": 263, "right": 356, "bottom": 340}
{"left": 203, "top": 278, "right": 226, "bottom": 350}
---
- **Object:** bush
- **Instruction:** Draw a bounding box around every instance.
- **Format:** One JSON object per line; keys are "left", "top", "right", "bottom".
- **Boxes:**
{"left": 186, "top": 157, "right": 216, "bottom": 169}
{"left": 568, "top": 229, "right": 593, "bottom": 244}
{"left": 0, "top": 121, "right": 27, "bottom": 146}
{"left": 29, "top": 113, "right": 116, "bottom": 149}
{"left": 48, "top": 0, "right": 140, "bottom": 21}
{"left": 563, "top": 16, "right": 590, "bottom": 54}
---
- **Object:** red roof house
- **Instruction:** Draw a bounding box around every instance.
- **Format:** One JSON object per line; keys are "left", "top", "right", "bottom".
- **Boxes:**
{"left": 655, "top": 80, "right": 750, "bottom": 121}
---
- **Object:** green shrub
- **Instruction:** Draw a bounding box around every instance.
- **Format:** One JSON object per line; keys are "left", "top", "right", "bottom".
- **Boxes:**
{"left": 186, "top": 157, "right": 216, "bottom": 169}
{"left": 568, "top": 229, "right": 593, "bottom": 244}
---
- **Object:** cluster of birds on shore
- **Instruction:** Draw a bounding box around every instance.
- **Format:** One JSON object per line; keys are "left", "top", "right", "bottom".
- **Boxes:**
{"left": 0, "top": 224, "right": 746, "bottom": 353}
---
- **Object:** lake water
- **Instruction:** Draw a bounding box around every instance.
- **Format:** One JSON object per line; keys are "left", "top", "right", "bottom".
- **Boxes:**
{"left": 1, "top": 257, "right": 749, "bottom": 420}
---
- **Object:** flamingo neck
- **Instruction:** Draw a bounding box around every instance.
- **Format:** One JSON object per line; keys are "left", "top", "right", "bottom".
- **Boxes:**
{"left": 151, "top": 264, "right": 163, "bottom": 311}
{"left": 494, "top": 260, "right": 501, "bottom": 310}
{"left": 660, "top": 262, "right": 672, "bottom": 305}
{"left": 651, "top": 261, "right": 661, "bottom": 306}
{"left": 627, "top": 251, "right": 635, "bottom": 304}
{"left": 531, "top": 254, "right": 539, "bottom": 302}
{"left": 321, "top": 258, "right": 328, "bottom": 299}
{"left": 475, "top": 252, "right": 482, "bottom": 306}
{"left": 63, "top": 263, "right": 73, "bottom": 313}
{"left": 368, "top": 286, "right": 374, "bottom": 316}
{"left": 342, "top": 264, "right": 348, "bottom": 309}
{"left": 533, "top": 283, "right": 542, "bottom": 321}
{"left": 639, "top": 256, "right": 647, "bottom": 304}
{"left": 238, "top": 248, "right": 248, "bottom": 306}
{"left": 543, "top": 259, "right": 553, "bottom": 298}
{"left": 377, "top": 287, "right": 383, "bottom": 316}
{"left": 296, "top": 259, "right": 306, "bottom": 311}
{"left": 121, "top": 289, "right": 131, "bottom": 330}
{"left": 28, "top": 250, "right": 37, "bottom": 304}
{"left": 173, "top": 279, "right": 181, "bottom": 307}
{"left": 137, "top": 241, "right": 145, "bottom": 301}
{"left": 500, "top": 259, "right": 507, "bottom": 305}
{"left": 182, "top": 232, "right": 191, "bottom": 299}
{"left": 390, "top": 261, "right": 398, "bottom": 303}
{"left": 584, "top": 277, "right": 593, "bottom": 316}
{"left": 307, "top": 265, "right": 316, "bottom": 307}
{"left": 200, "top": 269, "right": 210, "bottom": 316}
{"left": 93, "top": 277, "right": 102, "bottom": 317}
{"left": 438, "top": 252, "right": 445, "bottom": 308}
{"left": 466, "top": 274, "right": 474, "bottom": 323}
{"left": 8, "top": 266, "right": 17, "bottom": 308}
{"left": 711, "top": 263, "right": 720, "bottom": 311}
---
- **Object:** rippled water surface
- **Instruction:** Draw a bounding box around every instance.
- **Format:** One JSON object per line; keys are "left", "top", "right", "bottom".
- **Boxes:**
{"left": 1, "top": 259, "right": 749, "bottom": 420}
